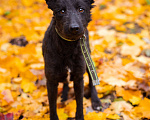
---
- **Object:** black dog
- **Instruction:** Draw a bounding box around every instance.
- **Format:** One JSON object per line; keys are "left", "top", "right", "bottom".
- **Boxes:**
{"left": 42, "top": 0, "right": 101, "bottom": 119}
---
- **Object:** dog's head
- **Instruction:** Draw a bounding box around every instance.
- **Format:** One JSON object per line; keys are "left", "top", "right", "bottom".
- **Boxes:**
{"left": 45, "top": 0, "right": 94, "bottom": 40}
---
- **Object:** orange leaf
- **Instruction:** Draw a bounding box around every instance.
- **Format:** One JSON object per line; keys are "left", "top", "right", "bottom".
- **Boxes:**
{"left": 1, "top": 89, "right": 14, "bottom": 103}
{"left": 133, "top": 98, "right": 150, "bottom": 118}
{"left": 116, "top": 86, "right": 142, "bottom": 104}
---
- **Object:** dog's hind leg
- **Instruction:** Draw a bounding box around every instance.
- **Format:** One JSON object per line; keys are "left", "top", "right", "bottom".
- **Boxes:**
{"left": 61, "top": 83, "right": 69, "bottom": 102}
{"left": 87, "top": 68, "right": 102, "bottom": 111}
{"left": 47, "top": 80, "right": 59, "bottom": 120}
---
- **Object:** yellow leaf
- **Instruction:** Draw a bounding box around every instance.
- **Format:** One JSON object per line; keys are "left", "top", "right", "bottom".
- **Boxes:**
{"left": 19, "top": 44, "right": 37, "bottom": 55}
{"left": 94, "top": 45, "right": 104, "bottom": 52}
{"left": 98, "top": 94, "right": 104, "bottom": 98}
{"left": 8, "top": 105, "right": 24, "bottom": 120}
{"left": 57, "top": 108, "right": 68, "bottom": 120}
{"left": 20, "top": 70, "right": 37, "bottom": 82}
{"left": 22, "top": 0, "right": 34, "bottom": 7}
{"left": 64, "top": 100, "right": 86, "bottom": 117}
{"left": 122, "top": 58, "right": 134, "bottom": 66}
{"left": 0, "top": 83, "right": 12, "bottom": 91}
{"left": 21, "top": 80, "right": 36, "bottom": 93}
{"left": 96, "top": 85, "right": 114, "bottom": 94}
{"left": 0, "top": 56, "right": 25, "bottom": 78}
{"left": 114, "top": 14, "right": 127, "bottom": 23}
{"left": 106, "top": 114, "right": 120, "bottom": 119}
{"left": 133, "top": 98, "right": 150, "bottom": 118}
{"left": 129, "top": 96, "right": 141, "bottom": 105}
{"left": 138, "top": 0, "right": 147, "bottom": 4}
{"left": 0, "top": 8, "right": 4, "bottom": 15}
{"left": 0, "top": 72, "right": 11, "bottom": 83}
{"left": 116, "top": 87, "right": 142, "bottom": 104}
{"left": 84, "top": 112, "right": 107, "bottom": 120}
{"left": 127, "top": 34, "right": 145, "bottom": 47}
{"left": 140, "top": 29, "right": 150, "bottom": 38}
{"left": 126, "top": 23, "right": 135, "bottom": 29}
{"left": 65, "top": 100, "right": 76, "bottom": 117}
{"left": 116, "top": 25, "right": 126, "bottom": 32}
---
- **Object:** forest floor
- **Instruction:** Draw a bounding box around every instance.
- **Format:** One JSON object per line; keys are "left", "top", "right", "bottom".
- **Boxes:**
{"left": 0, "top": 0, "right": 150, "bottom": 119}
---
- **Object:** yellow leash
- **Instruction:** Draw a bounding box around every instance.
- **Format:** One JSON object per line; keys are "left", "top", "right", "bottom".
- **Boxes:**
{"left": 55, "top": 28, "right": 100, "bottom": 86}
{"left": 80, "top": 35, "right": 99, "bottom": 86}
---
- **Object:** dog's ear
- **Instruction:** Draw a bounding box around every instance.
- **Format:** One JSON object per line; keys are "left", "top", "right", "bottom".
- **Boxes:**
{"left": 84, "top": 0, "right": 95, "bottom": 9}
{"left": 90, "top": 0, "right": 95, "bottom": 9}
{"left": 45, "top": 0, "right": 57, "bottom": 10}
{"left": 90, "top": 0, "right": 94, "bottom": 4}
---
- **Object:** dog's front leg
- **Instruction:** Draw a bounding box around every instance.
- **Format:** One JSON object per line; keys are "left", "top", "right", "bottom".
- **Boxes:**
{"left": 47, "top": 80, "right": 59, "bottom": 120}
{"left": 87, "top": 69, "right": 102, "bottom": 111}
{"left": 74, "top": 77, "right": 84, "bottom": 120}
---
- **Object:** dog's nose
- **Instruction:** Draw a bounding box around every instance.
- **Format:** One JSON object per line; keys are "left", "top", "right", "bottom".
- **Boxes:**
{"left": 70, "top": 25, "right": 79, "bottom": 34}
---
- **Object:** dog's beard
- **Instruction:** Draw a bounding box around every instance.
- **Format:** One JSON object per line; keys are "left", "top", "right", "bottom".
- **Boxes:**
{"left": 56, "top": 27, "right": 85, "bottom": 41}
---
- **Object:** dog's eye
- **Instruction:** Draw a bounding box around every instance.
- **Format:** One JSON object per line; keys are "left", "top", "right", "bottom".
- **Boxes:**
{"left": 79, "top": 8, "right": 84, "bottom": 13}
{"left": 60, "top": 9, "right": 65, "bottom": 14}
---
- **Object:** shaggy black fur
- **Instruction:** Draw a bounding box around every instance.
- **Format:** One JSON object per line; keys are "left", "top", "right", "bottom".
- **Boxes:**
{"left": 42, "top": 0, "right": 102, "bottom": 119}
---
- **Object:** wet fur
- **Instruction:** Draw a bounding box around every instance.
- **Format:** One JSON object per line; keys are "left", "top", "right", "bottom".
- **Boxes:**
{"left": 42, "top": 0, "right": 101, "bottom": 119}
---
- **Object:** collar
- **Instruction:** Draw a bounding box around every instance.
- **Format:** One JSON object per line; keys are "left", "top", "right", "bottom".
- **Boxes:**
{"left": 55, "top": 27, "right": 83, "bottom": 42}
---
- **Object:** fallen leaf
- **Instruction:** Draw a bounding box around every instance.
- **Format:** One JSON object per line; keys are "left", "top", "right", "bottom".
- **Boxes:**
{"left": 0, "top": 113, "right": 14, "bottom": 120}
{"left": 116, "top": 86, "right": 142, "bottom": 104}
{"left": 104, "top": 77, "right": 126, "bottom": 87}
{"left": 127, "top": 34, "right": 145, "bottom": 47}
{"left": 57, "top": 108, "right": 68, "bottom": 120}
{"left": 121, "top": 44, "right": 141, "bottom": 56}
{"left": 1, "top": 89, "right": 14, "bottom": 103}
{"left": 84, "top": 112, "right": 107, "bottom": 120}
{"left": 21, "top": 80, "right": 36, "bottom": 93}
{"left": 105, "top": 101, "right": 133, "bottom": 114}
{"left": 133, "top": 98, "right": 150, "bottom": 118}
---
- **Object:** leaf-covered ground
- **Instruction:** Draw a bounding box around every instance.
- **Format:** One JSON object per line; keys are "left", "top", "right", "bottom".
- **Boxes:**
{"left": 0, "top": 0, "right": 150, "bottom": 120}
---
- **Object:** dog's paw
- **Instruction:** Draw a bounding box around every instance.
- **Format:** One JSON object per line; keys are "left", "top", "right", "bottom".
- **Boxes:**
{"left": 92, "top": 100, "right": 102, "bottom": 111}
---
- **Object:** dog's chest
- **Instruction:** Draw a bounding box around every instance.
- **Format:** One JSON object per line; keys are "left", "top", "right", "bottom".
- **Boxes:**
{"left": 66, "top": 66, "right": 71, "bottom": 82}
